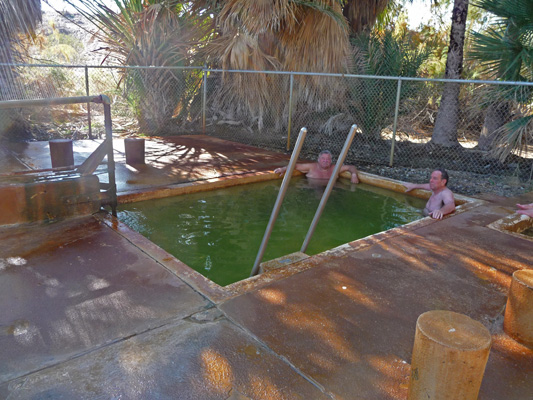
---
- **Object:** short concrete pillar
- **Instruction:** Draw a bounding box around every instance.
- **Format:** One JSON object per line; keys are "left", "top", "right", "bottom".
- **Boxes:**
{"left": 49, "top": 139, "right": 74, "bottom": 168}
{"left": 124, "top": 138, "right": 145, "bottom": 165}
{"left": 504, "top": 269, "right": 533, "bottom": 348}
{"left": 408, "top": 310, "right": 492, "bottom": 400}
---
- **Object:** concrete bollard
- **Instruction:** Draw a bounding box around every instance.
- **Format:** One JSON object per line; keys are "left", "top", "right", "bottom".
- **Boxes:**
{"left": 408, "top": 310, "right": 492, "bottom": 400}
{"left": 124, "top": 138, "right": 145, "bottom": 165}
{"left": 49, "top": 139, "right": 74, "bottom": 168}
{"left": 504, "top": 269, "right": 533, "bottom": 348}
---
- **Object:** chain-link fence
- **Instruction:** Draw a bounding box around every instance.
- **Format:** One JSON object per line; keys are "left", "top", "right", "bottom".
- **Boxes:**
{"left": 1, "top": 63, "right": 532, "bottom": 194}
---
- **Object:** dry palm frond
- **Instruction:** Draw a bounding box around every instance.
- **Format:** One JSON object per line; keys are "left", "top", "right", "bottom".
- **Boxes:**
{"left": 281, "top": 2, "right": 349, "bottom": 73}
{"left": 218, "top": 0, "right": 295, "bottom": 34}
{"left": 202, "top": 0, "right": 352, "bottom": 128}
{"left": 207, "top": 30, "right": 283, "bottom": 129}
{"left": 206, "top": 29, "right": 279, "bottom": 71}
{"left": 491, "top": 114, "right": 533, "bottom": 162}
{"left": 280, "top": 2, "right": 351, "bottom": 110}
{"left": 343, "top": 0, "right": 389, "bottom": 34}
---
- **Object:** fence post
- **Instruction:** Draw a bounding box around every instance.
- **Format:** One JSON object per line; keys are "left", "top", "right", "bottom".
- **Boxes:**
{"left": 202, "top": 65, "right": 207, "bottom": 134}
{"left": 85, "top": 66, "right": 93, "bottom": 139}
{"left": 287, "top": 73, "right": 294, "bottom": 151}
{"left": 389, "top": 78, "right": 402, "bottom": 167}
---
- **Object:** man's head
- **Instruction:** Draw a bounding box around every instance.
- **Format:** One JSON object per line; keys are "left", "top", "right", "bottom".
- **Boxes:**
{"left": 429, "top": 168, "right": 449, "bottom": 191}
{"left": 317, "top": 150, "right": 332, "bottom": 170}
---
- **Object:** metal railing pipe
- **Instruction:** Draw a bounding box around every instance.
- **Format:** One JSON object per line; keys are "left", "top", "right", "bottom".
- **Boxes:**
{"left": 0, "top": 95, "right": 106, "bottom": 109}
{"left": 300, "top": 124, "right": 357, "bottom": 253}
{"left": 202, "top": 65, "right": 207, "bottom": 133}
{"left": 3, "top": 63, "right": 533, "bottom": 86}
{"left": 250, "top": 127, "right": 308, "bottom": 277}
{"left": 389, "top": 78, "right": 402, "bottom": 166}
{"left": 85, "top": 66, "right": 93, "bottom": 139}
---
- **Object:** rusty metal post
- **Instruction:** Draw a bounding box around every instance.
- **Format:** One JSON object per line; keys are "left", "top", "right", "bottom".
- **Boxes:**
{"left": 286, "top": 73, "right": 294, "bottom": 151}
{"left": 102, "top": 97, "right": 117, "bottom": 217}
{"left": 300, "top": 124, "right": 357, "bottom": 253}
{"left": 389, "top": 78, "right": 402, "bottom": 166}
{"left": 202, "top": 65, "right": 207, "bottom": 134}
{"left": 250, "top": 127, "right": 308, "bottom": 277}
{"left": 504, "top": 269, "right": 533, "bottom": 348}
{"left": 408, "top": 310, "right": 492, "bottom": 400}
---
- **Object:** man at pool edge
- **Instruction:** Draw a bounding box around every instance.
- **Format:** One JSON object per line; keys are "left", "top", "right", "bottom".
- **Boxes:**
{"left": 403, "top": 168, "right": 455, "bottom": 220}
{"left": 274, "top": 150, "right": 360, "bottom": 184}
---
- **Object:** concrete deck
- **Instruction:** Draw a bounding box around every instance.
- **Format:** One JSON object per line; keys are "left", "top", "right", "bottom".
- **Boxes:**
{"left": 0, "top": 136, "right": 532, "bottom": 399}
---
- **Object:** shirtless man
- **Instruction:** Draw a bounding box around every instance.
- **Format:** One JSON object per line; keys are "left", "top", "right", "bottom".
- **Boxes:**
{"left": 274, "top": 150, "right": 359, "bottom": 183}
{"left": 403, "top": 169, "right": 455, "bottom": 220}
{"left": 516, "top": 203, "right": 533, "bottom": 218}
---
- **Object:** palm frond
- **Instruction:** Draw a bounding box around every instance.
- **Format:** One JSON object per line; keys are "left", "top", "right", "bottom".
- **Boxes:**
{"left": 491, "top": 114, "right": 533, "bottom": 161}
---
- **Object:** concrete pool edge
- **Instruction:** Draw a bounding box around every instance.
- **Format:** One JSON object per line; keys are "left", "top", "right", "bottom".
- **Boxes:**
{"left": 487, "top": 213, "right": 533, "bottom": 243}
{"left": 108, "top": 171, "right": 484, "bottom": 303}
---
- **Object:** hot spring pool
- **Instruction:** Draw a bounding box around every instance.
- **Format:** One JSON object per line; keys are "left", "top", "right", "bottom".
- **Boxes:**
{"left": 118, "top": 177, "right": 426, "bottom": 286}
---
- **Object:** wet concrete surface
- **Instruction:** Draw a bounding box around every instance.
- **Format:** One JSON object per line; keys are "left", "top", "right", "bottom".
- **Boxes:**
{"left": 0, "top": 310, "right": 328, "bottom": 400}
{"left": 0, "top": 216, "right": 211, "bottom": 384}
{"left": 0, "top": 136, "right": 532, "bottom": 399}
{"left": 1, "top": 135, "right": 292, "bottom": 194}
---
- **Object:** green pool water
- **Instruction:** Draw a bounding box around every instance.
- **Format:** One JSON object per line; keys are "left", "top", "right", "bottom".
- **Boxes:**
{"left": 118, "top": 177, "right": 426, "bottom": 286}
{"left": 522, "top": 227, "right": 533, "bottom": 237}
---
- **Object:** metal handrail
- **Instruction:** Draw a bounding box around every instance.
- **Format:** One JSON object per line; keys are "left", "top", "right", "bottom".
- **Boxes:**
{"left": 300, "top": 124, "right": 357, "bottom": 253}
{"left": 250, "top": 127, "right": 308, "bottom": 277}
{"left": 0, "top": 95, "right": 118, "bottom": 216}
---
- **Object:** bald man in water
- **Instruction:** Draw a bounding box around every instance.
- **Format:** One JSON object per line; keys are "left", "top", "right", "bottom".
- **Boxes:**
{"left": 403, "top": 168, "right": 456, "bottom": 220}
{"left": 274, "top": 150, "right": 359, "bottom": 183}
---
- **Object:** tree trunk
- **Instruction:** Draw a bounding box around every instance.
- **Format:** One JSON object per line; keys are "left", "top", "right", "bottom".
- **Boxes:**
{"left": 430, "top": 0, "right": 469, "bottom": 147}
{"left": 477, "top": 102, "right": 511, "bottom": 151}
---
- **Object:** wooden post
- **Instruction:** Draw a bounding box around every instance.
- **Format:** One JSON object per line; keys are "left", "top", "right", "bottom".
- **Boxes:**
{"left": 124, "top": 138, "right": 145, "bottom": 165}
{"left": 504, "top": 269, "right": 533, "bottom": 348}
{"left": 408, "top": 310, "right": 492, "bottom": 400}
{"left": 49, "top": 139, "right": 74, "bottom": 168}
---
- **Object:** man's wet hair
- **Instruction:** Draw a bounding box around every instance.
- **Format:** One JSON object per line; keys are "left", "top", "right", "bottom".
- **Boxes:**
{"left": 318, "top": 150, "right": 332, "bottom": 159}
{"left": 434, "top": 168, "right": 449, "bottom": 186}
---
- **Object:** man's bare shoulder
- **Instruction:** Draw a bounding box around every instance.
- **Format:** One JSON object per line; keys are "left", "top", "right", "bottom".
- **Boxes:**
{"left": 440, "top": 187, "right": 455, "bottom": 201}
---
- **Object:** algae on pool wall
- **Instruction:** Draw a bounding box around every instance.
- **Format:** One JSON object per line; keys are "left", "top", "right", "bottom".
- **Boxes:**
{"left": 118, "top": 176, "right": 426, "bottom": 286}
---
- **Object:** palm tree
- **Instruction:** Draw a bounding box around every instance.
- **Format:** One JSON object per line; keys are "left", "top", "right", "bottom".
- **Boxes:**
{"left": 66, "top": 0, "right": 210, "bottom": 134}
{"left": 469, "top": 0, "right": 533, "bottom": 156}
{"left": 430, "top": 0, "right": 470, "bottom": 147}
{"left": 347, "top": 28, "right": 434, "bottom": 138}
{"left": 0, "top": 0, "right": 41, "bottom": 140}
{"left": 0, "top": 0, "right": 42, "bottom": 99}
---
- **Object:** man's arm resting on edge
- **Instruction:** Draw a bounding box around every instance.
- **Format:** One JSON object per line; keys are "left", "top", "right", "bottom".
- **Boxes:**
{"left": 274, "top": 163, "right": 312, "bottom": 176}
{"left": 340, "top": 165, "right": 359, "bottom": 183}
{"left": 404, "top": 182, "right": 431, "bottom": 192}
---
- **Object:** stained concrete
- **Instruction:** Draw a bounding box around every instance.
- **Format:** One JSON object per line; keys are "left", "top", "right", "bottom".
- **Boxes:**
{"left": 220, "top": 199, "right": 533, "bottom": 399}
{"left": 1, "top": 136, "right": 532, "bottom": 399}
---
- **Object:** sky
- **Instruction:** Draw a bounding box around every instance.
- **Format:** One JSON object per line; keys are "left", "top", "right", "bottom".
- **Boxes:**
{"left": 42, "top": 0, "right": 118, "bottom": 13}
{"left": 42, "top": 0, "right": 433, "bottom": 29}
